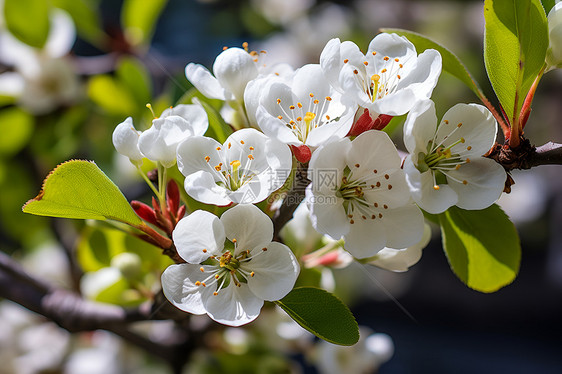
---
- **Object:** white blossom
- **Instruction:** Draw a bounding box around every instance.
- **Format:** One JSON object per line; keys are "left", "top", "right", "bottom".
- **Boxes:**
{"left": 403, "top": 100, "right": 506, "bottom": 214}
{"left": 162, "top": 204, "right": 300, "bottom": 326}
{"left": 320, "top": 33, "right": 441, "bottom": 117}
{"left": 177, "top": 128, "right": 291, "bottom": 205}
{"left": 253, "top": 64, "right": 355, "bottom": 150}
{"left": 112, "top": 104, "right": 208, "bottom": 167}
{"left": 307, "top": 130, "right": 424, "bottom": 259}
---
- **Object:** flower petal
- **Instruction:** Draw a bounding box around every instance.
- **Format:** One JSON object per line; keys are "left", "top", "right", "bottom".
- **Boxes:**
{"left": 369, "top": 223, "right": 431, "bottom": 272}
{"left": 160, "top": 104, "right": 208, "bottom": 136}
{"left": 213, "top": 47, "right": 258, "bottom": 102}
{"left": 177, "top": 136, "right": 223, "bottom": 180}
{"left": 112, "top": 117, "right": 143, "bottom": 163}
{"left": 246, "top": 242, "right": 300, "bottom": 301}
{"left": 403, "top": 99, "right": 437, "bottom": 155}
{"left": 446, "top": 157, "right": 506, "bottom": 210}
{"left": 307, "top": 187, "right": 350, "bottom": 240}
{"left": 344, "top": 218, "right": 387, "bottom": 259}
{"left": 436, "top": 103, "right": 497, "bottom": 157}
{"left": 184, "top": 171, "right": 233, "bottom": 206}
{"left": 256, "top": 105, "right": 301, "bottom": 145}
{"left": 173, "top": 210, "right": 226, "bottom": 263}
{"left": 220, "top": 204, "right": 273, "bottom": 253}
{"left": 204, "top": 283, "right": 263, "bottom": 326}
{"left": 404, "top": 157, "right": 458, "bottom": 214}
{"left": 161, "top": 263, "right": 212, "bottom": 315}
{"left": 381, "top": 204, "right": 424, "bottom": 249}
{"left": 308, "top": 138, "right": 350, "bottom": 195}
{"left": 185, "top": 63, "right": 226, "bottom": 100}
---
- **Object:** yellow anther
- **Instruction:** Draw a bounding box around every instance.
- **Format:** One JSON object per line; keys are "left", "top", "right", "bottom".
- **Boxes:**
{"left": 230, "top": 160, "right": 241, "bottom": 168}
{"left": 200, "top": 267, "right": 204, "bottom": 272}
{"left": 289, "top": 105, "right": 295, "bottom": 110}
{"left": 457, "top": 122, "right": 463, "bottom": 128}
{"left": 326, "top": 115, "right": 331, "bottom": 120}
{"left": 296, "top": 116, "right": 302, "bottom": 121}
{"left": 433, "top": 185, "right": 440, "bottom": 190}
{"left": 215, "top": 165, "right": 221, "bottom": 171}
{"left": 297, "top": 102, "right": 303, "bottom": 108}
{"left": 395, "top": 58, "right": 400, "bottom": 62}
{"left": 467, "top": 146, "right": 472, "bottom": 151}
{"left": 277, "top": 98, "right": 281, "bottom": 104}
{"left": 304, "top": 112, "right": 316, "bottom": 122}
{"left": 250, "top": 272, "right": 255, "bottom": 277}
{"left": 455, "top": 164, "right": 461, "bottom": 170}
{"left": 397, "top": 75, "right": 401, "bottom": 79}
{"left": 463, "top": 180, "right": 468, "bottom": 185}
{"left": 343, "top": 59, "right": 349, "bottom": 63}
{"left": 460, "top": 137, "right": 465, "bottom": 143}
{"left": 228, "top": 142, "right": 232, "bottom": 149}
{"left": 372, "top": 51, "right": 377, "bottom": 55}
{"left": 326, "top": 96, "right": 332, "bottom": 101}
{"left": 216, "top": 146, "right": 221, "bottom": 150}
{"left": 195, "top": 281, "right": 201, "bottom": 286}
{"left": 399, "top": 63, "right": 403, "bottom": 68}
{"left": 371, "top": 74, "right": 381, "bottom": 82}
{"left": 384, "top": 56, "right": 389, "bottom": 61}
{"left": 205, "top": 156, "right": 210, "bottom": 162}
{"left": 444, "top": 120, "right": 449, "bottom": 124}
{"left": 309, "top": 93, "right": 314, "bottom": 98}
{"left": 222, "top": 46, "right": 228, "bottom": 50}
{"left": 313, "top": 99, "right": 319, "bottom": 104}
{"left": 242, "top": 41, "right": 248, "bottom": 50}
{"left": 278, "top": 115, "right": 283, "bottom": 120}
{"left": 240, "top": 140, "right": 245, "bottom": 144}
{"left": 381, "top": 68, "right": 387, "bottom": 73}
{"left": 249, "top": 146, "right": 254, "bottom": 150}
{"left": 353, "top": 69, "right": 359, "bottom": 74}
{"left": 248, "top": 154, "right": 254, "bottom": 160}
{"left": 202, "top": 248, "right": 207, "bottom": 253}
{"left": 364, "top": 61, "right": 369, "bottom": 66}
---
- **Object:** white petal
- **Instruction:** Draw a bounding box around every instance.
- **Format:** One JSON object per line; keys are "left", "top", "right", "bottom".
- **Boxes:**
{"left": 220, "top": 204, "right": 273, "bottom": 253}
{"left": 381, "top": 204, "right": 425, "bottom": 249}
{"left": 369, "top": 88, "right": 419, "bottom": 116}
{"left": 446, "top": 158, "right": 506, "bottom": 210}
{"left": 0, "top": 72, "right": 25, "bottom": 96}
{"left": 224, "top": 128, "right": 271, "bottom": 173}
{"left": 177, "top": 136, "right": 223, "bottom": 179}
{"left": 346, "top": 130, "right": 401, "bottom": 176}
{"left": 292, "top": 64, "right": 330, "bottom": 102}
{"left": 319, "top": 38, "right": 344, "bottom": 91}
{"left": 45, "top": 10, "right": 76, "bottom": 58}
{"left": 184, "top": 171, "right": 233, "bottom": 206}
{"left": 160, "top": 104, "right": 208, "bottom": 136}
{"left": 308, "top": 138, "right": 350, "bottom": 195}
{"left": 305, "top": 103, "right": 355, "bottom": 147}
{"left": 436, "top": 103, "right": 497, "bottom": 157}
{"left": 403, "top": 99, "right": 437, "bottom": 155}
{"left": 185, "top": 63, "right": 226, "bottom": 100}
{"left": 161, "top": 264, "right": 212, "bottom": 315}
{"left": 368, "top": 33, "right": 417, "bottom": 66}
{"left": 369, "top": 223, "right": 431, "bottom": 272}
{"left": 204, "top": 283, "right": 263, "bottom": 326}
{"left": 344, "top": 218, "right": 387, "bottom": 259}
{"left": 112, "top": 117, "right": 143, "bottom": 163}
{"left": 396, "top": 49, "right": 442, "bottom": 101}
{"left": 256, "top": 105, "right": 301, "bottom": 145}
{"left": 404, "top": 157, "right": 458, "bottom": 214}
{"left": 172, "top": 210, "right": 225, "bottom": 263}
{"left": 308, "top": 190, "right": 349, "bottom": 240}
{"left": 246, "top": 242, "right": 299, "bottom": 301}
{"left": 213, "top": 47, "right": 258, "bottom": 102}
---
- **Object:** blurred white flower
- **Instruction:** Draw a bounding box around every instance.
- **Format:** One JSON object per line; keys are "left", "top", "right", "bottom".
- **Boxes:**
{"left": 251, "top": 0, "right": 315, "bottom": 25}
{"left": 162, "top": 204, "right": 300, "bottom": 326}
{"left": 403, "top": 100, "right": 506, "bottom": 214}
{"left": 0, "top": 9, "right": 82, "bottom": 114}
{"left": 315, "top": 327, "right": 394, "bottom": 374}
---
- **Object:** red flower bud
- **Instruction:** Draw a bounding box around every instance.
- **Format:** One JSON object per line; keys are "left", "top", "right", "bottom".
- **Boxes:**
{"left": 347, "top": 108, "right": 394, "bottom": 136}
{"left": 131, "top": 200, "right": 158, "bottom": 226}
{"left": 166, "top": 179, "right": 180, "bottom": 216}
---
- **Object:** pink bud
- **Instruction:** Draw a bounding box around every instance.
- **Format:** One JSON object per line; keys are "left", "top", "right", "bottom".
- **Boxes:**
{"left": 290, "top": 144, "right": 312, "bottom": 163}
{"left": 131, "top": 200, "right": 158, "bottom": 226}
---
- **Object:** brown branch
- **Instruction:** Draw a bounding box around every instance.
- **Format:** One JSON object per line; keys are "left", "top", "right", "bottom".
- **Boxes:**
{"left": 272, "top": 163, "right": 310, "bottom": 241}
{"left": 0, "top": 250, "right": 194, "bottom": 372}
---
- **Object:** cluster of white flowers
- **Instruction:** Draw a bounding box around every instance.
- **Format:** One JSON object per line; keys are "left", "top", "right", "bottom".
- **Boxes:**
{"left": 112, "top": 33, "right": 507, "bottom": 326}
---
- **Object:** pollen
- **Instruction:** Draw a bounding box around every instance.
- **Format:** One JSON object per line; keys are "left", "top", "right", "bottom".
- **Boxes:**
{"left": 326, "top": 96, "right": 332, "bottom": 101}
{"left": 388, "top": 184, "right": 393, "bottom": 190}
{"left": 460, "top": 137, "right": 465, "bottom": 143}
{"left": 466, "top": 158, "right": 471, "bottom": 163}
{"left": 195, "top": 281, "right": 201, "bottom": 286}
{"left": 228, "top": 142, "right": 232, "bottom": 149}
{"left": 250, "top": 272, "right": 255, "bottom": 277}
{"left": 216, "top": 146, "right": 221, "bottom": 151}
{"left": 379, "top": 213, "right": 383, "bottom": 218}
{"left": 326, "top": 115, "right": 331, "bottom": 120}
{"left": 277, "top": 98, "right": 281, "bottom": 104}
{"left": 278, "top": 115, "right": 283, "bottom": 120}
{"left": 314, "top": 99, "right": 319, "bottom": 104}
{"left": 296, "top": 117, "right": 303, "bottom": 121}
{"left": 297, "top": 102, "right": 303, "bottom": 108}
{"left": 395, "top": 58, "right": 400, "bottom": 62}
{"left": 202, "top": 249, "right": 207, "bottom": 253}
{"left": 309, "top": 93, "right": 314, "bottom": 98}
{"left": 215, "top": 274, "right": 220, "bottom": 279}
{"left": 384, "top": 174, "right": 390, "bottom": 179}
{"left": 376, "top": 181, "right": 381, "bottom": 187}
{"left": 467, "top": 146, "right": 472, "bottom": 151}
{"left": 205, "top": 156, "right": 210, "bottom": 162}
{"left": 289, "top": 105, "right": 295, "bottom": 110}
{"left": 242, "top": 42, "right": 248, "bottom": 50}
{"left": 455, "top": 164, "right": 461, "bottom": 170}
{"left": 355, "top": 163, "right": 360, "bottom": 167}
{"left": 262, "top": 247, "right": 267, "bottom": 251}
{"left": 362, "top": 215, "right": 367, "bottom": 220}
{"left": 463, "top": 180, "right": 468, "bottom": 185}
{"left": 200, "top": 267, "right": 204, "bottom": 272}
{"left": 383, "top": 204, "right": 388, "bottom": 209}
{"left": 222, "top": 46, "right": 228, "bottom": 51}
{"left": 248, "top": 154, "right": 254, "bottom": 160}
{"left": 232, "top": 238, "right": 237, "bottom": 243}
{"left": 240, "top": 140, "right": 245, "bottom": 144}
{"left": 374, "top": 202, "right": 379, "bottom": 207}
{"left": 444, "top": 120, "right": 449, "bottom": 124}
{"left": 397, "top": 75, "right": 401, "bottom": 79}
{"left": 215, "top": 165, "right": 221, "bottom": 171}
{"left": 213, "top": 292, "right": 218, "bottom": 296}
{"left": 399, "top": 64, "right": 403, "bottom": 68}
{"left": 381, "top": 68, "right": 387, "bottom": 73}
{"left": 353, "top": 69, "right": 359, "bottom": 74}
{"left": 371, "top": 74, "right": 380, "bottom": 82}
{"left": 383, "top": 56, "right": 389, "bottom": 61}
{"left": 457, "top": 122, "right": 463, "bottom": 128}
{"left": 434, "top": 185, "right": 440, "bottom": 190}
{"left": 343, "top": 59, "right": 349, "bottom": 63}
{"left": 350, "top": 219, "right": 355, "bottom": 224}
{"left": 372, "top": 51, "right": 377, "bottom": 55}
{"left": 373, "top": 169, "right": 378, "bottom": 173}
{"left": 364, "top": 61, "right": 369, "bottom": 66}
{"left": 371, "top": 215, "right": 376, "bottom": 219}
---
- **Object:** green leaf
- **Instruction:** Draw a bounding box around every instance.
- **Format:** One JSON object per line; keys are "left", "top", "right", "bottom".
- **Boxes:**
{"left": 275, "top": 287, "right": 359, "bottom": 346}
{"left": 541, "top": 0, "right": 555, "bottom": 14}
{"left": 4, "top": 0, "right": 50, "bottom": 48}
{"left": 439, "top": 205, "right": 521, "bottom": 293}
{"left": 23, "top": 160, "right": 143, "bottom": 226}
{"left": 87, "top": 75, "right": 138, "bottom": 116}
{"left": 116, "top": 57, "right": 152, "bottom": 106}
{"left": 0, "top": 107, "right": 35, "bottom": 156}
{"left": 121, "top": 0, "right": 168, "bottom": 46}
{"left": 483, "top": 0, "right": 548, "bottom": 123}
{"left": 382, "top": 28, "right": 483, "bottom": 98}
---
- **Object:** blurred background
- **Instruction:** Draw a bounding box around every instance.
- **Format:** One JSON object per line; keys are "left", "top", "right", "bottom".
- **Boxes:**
{"left": 1, "top": 0, "right": 562, "bottom": 373}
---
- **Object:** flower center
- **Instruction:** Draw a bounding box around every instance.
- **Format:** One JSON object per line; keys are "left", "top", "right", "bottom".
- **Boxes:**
{"left": 204, "top": 140, "right": 257, "bottom": 191}
{"left": 336, "top": 165, "right": 393, "bottom": 224}
{"left": 275, "top": 94, "right": 333, "bottom": 143}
